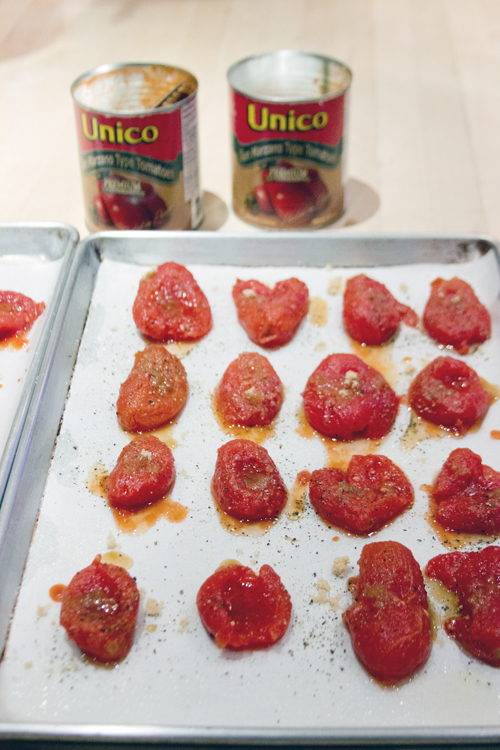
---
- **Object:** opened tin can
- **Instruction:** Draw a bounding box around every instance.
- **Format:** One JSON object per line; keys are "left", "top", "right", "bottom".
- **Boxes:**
{"left": 228, "top": 51, "right": 351, "bottom": 229}
{"left": 71, "top": 63, "right": 203, "bottom": 232}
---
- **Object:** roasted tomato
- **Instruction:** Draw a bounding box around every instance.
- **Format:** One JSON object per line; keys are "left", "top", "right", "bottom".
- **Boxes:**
{"left": 116, "top": 344, "right": 188, "bottom": 432}
{"left": 232, "top": 277, "right": 309, "bottom": 348}
{"left": 426, "top": 547, "right": 500, "bottom": 667}
{"left": 431, "top": 447, "right": 500, "bottom": 534}
{"left": 107, "top": 434, "right": 175, "bottom": 509}
{"left": 133, "top": 261, "right": 212, "bottom": 342}
{"left": 302, "top": 353, "right": 399, "bottom": 440}
{"left": 343, "top": 541, "right": 431, "bottom": 684}
{"left": 423, "top": 277, "right": 491, "bottom": 354}
{"left": 215, "top": 352, "right": 284, "bottom": 427}
{"left": 60, "top": 555, "right": 140, "bottom": 662}
{"left": 196, "top": 563, "right": 292, "bottom": 650}
{"left": 408, "top": 356, "right": 493, "bottom": 435}
{"left": 212, "top": 439, "right": 287, "bottom": 521}
{"left": 343, "top": 274, "right": 418, "bottom": 345}
{"left": 309, "top": 455, "right": 414, "bottom": 535}
{"left": 0, "top": 291, "right": 45, "bottom": 340}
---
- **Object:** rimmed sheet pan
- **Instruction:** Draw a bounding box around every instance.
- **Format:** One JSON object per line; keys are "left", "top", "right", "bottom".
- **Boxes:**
{"left": 1, "top": 231, "right": 500, "bottom": 746}
{"left": 0, "top": 222, "right": 79, "bottom": 504}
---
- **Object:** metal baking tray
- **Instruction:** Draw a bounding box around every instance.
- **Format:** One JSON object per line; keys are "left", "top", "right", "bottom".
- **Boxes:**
{"left": 0, "top": 222, "right": 79, "bottom": 506}
{"left": 1, "top": 231, "right": 500, "bottom": 747}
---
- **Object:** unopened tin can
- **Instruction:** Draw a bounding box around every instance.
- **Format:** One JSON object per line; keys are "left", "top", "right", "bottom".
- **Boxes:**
{"left": 71, "top": 63, "right": 203, "bottom": 232}
{"left": 228, "top": 51, "right": 351, "bottom": 229}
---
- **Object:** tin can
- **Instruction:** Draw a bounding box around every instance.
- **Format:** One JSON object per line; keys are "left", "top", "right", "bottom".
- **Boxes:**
{"left": 71, "top": 63, "right": 203, "bottom": 232}
{"left": 228, "top": 51, "right": 351, "bottom": 229}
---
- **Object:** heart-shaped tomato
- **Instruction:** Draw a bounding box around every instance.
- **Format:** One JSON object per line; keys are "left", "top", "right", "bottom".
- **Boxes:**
{"left": 309, "top": 454, "right": 414, "bottom": 535}
{"left": 232, "top": 277, "right": 309, "bottom": 348}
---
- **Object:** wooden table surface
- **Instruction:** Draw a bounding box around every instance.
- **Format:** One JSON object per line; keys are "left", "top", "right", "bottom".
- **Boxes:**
{"left": 0, "top": 0, "right": 499, "bottom": 241}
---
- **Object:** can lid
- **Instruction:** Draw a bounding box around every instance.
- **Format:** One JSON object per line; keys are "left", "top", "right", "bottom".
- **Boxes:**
{"left": 71, "top": 62, "right": 198, "bottom": 115}
{"left": 227, "top": 50, "right": 352, "bottom": 103}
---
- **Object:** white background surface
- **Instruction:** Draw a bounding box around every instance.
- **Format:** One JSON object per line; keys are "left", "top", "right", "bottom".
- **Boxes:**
{"left": 1, "top": 251, "right": 500, "bottom": 732}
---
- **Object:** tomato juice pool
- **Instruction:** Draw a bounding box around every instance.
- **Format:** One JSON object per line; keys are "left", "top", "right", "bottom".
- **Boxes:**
{"left": 228, "top": 51, "right": 352, "bottom": 229}
{"left": 71, "top": 63, "right": 203, "bottom": 232}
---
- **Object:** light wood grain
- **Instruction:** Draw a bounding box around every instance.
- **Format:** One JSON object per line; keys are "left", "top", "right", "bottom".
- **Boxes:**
{"left": 0, "top": 0, "right": 499, "bottom": 239}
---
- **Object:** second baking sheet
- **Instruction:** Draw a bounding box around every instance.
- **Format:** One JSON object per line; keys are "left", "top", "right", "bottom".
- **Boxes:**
{"left": 1, "top": 234, "right": 500, "bottom": 739}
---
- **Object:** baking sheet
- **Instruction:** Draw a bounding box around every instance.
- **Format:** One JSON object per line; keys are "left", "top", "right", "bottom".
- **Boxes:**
{"left": 0, "top": 223, "right": 79, "bottom": 504}
{"left": 1, "top": 232, "right": 500, "bottom": 745}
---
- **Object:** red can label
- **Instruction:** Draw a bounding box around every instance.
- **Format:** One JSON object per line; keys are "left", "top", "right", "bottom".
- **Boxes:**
{"left": 231, "top": 89, "right": 348, "bottom": 228}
